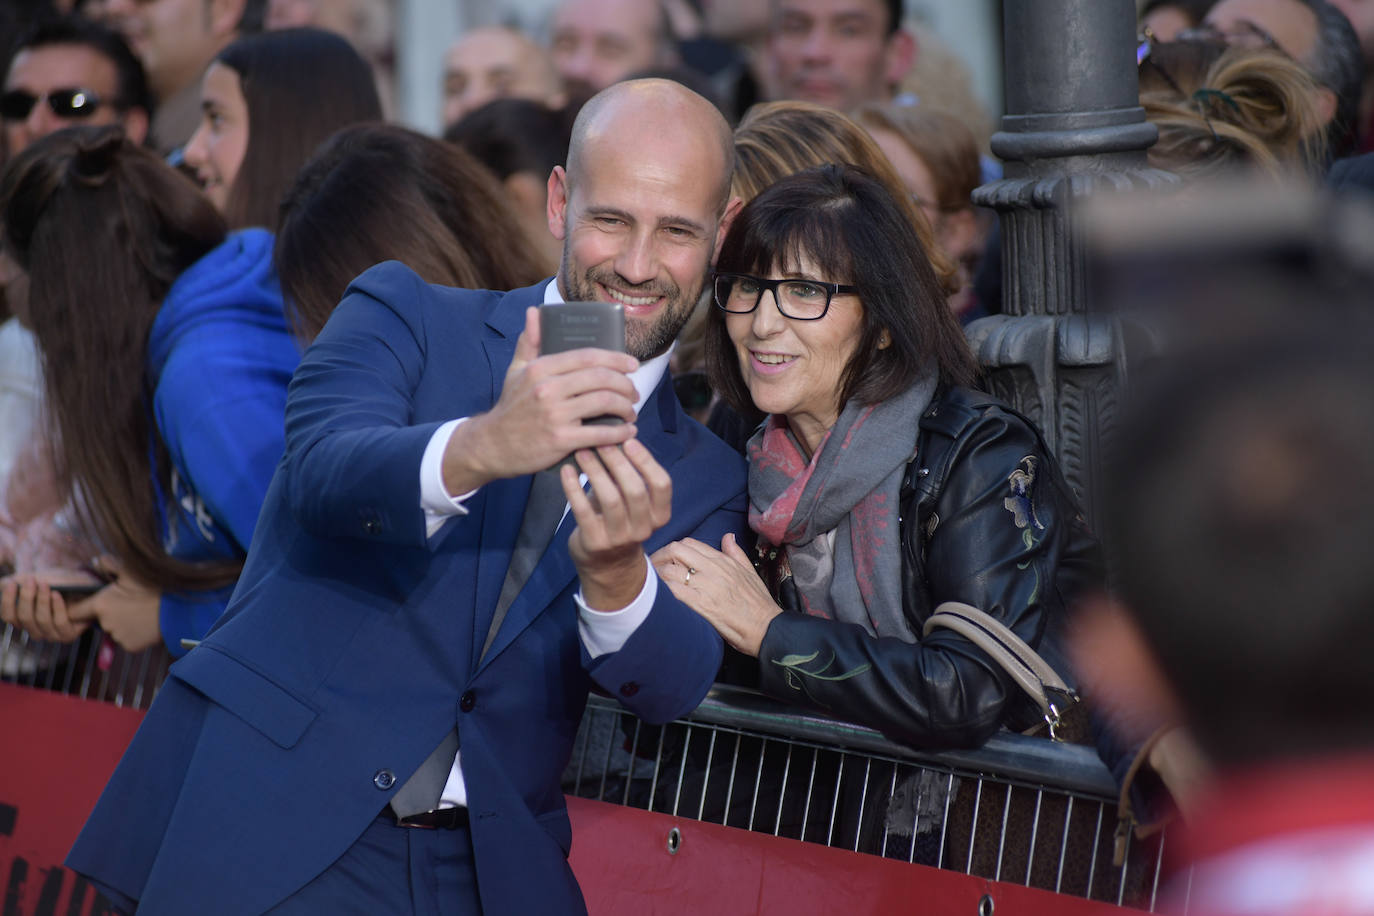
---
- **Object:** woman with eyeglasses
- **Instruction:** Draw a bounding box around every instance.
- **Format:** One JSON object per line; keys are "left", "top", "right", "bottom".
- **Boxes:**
{"left": 0, "top": 126, "right": 300, "bottom": 655}
{"left": 181, "top": 27, "right": 382, "bottom": 230}
{"left": 653, "top": 164, "right": 1099, "bottom": 750}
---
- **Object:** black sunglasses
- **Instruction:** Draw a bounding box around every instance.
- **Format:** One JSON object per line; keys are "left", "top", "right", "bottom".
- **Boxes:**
{"left": 0, "top": 87, "right": 115, "bottom": 121}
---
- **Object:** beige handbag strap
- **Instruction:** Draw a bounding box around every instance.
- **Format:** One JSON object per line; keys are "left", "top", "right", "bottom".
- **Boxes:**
{"left": 922, "top": 600, "right": 1078, "bottom": 740}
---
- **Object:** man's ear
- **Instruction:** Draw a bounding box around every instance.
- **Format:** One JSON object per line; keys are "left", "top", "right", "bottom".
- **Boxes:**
{"left": 884, "top": 28, "right": 917, "bottom": 89}
{"left": 209, "top": 0, "right": 249, "bottom": 37}
{"left": 546, "top": 165, "right": 570, "bottom": 241}
{"left": 121, "top": 107, "right": 152, "bottom": 148}
{"left": 1314, "top": 85, "right": 1339, "bottom": 127}
{"left": 712, "top": 196, "right": 744, "bottom": 262}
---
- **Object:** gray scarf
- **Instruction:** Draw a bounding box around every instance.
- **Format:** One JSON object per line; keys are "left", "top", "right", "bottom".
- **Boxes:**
{"left": 747, "top": 374, "right": 938, "bottom": 642}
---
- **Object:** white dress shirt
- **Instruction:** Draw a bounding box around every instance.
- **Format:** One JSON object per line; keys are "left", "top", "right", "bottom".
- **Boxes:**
{"left": 417, "top": 280, "right": 671, "bottom": 807}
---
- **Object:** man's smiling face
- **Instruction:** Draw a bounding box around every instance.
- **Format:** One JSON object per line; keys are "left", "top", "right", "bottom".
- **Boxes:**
{"left": 548, "top": 113, "right": 727, "bottom": 361}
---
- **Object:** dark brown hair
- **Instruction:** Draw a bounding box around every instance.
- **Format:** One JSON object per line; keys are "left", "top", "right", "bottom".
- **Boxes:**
{"left": 217, "top": 28, "right": 382, "bottom": 230}
{"left": 706, "top": 164, "right": 978, "bottom": 418}
{"left": 0, "top": 125, "right": 238, "bottom": 590}
{"left": 276, "top": 123, "right": 546, "bottom": 343}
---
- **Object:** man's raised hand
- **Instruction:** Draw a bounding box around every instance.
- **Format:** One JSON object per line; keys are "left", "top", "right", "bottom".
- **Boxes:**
{"left": 442, "top": 307, "right": 640, "bottom": 493}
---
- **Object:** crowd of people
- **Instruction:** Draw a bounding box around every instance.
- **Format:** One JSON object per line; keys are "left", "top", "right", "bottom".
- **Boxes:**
{"left": 0, "top": 0, "right": 1372, "bottom": 913}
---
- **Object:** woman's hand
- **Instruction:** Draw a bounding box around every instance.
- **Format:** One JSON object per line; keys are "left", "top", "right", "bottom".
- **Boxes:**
{"left": 0, "top": 569, "right": 95, "bottom": 643}
{"left": 64, "top": 556, "right": 163, "bottom": 653}
{"left": 652, "top": 533, "right": 781, "bottom": 657}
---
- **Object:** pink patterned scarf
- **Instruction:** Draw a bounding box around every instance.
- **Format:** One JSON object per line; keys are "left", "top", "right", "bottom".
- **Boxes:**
{"left": 747, "top": 374, "right": 937, "bottom": 642}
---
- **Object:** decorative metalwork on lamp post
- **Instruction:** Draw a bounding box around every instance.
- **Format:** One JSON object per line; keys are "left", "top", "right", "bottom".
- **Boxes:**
{"left": 969, "top": 0, "right": 1175, "bottom": 529}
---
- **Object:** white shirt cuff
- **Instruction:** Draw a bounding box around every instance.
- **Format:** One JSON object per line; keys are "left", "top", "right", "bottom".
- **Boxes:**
{"left": 421, "top": 418, "right": 477, "bottom": 538}
{"left": 576, "top": 557, "right": 657, "bottom": 659}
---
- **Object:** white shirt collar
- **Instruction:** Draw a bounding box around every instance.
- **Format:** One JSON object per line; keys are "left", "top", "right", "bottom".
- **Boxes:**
{"left": 542, "top": 278, "right": 672, "bottom": 417}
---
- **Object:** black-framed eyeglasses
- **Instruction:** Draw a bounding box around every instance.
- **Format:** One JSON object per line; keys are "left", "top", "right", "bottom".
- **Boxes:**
{"left": 0, "top": 87, "right": 116, "bottom": 122}
{"left": 712, "top": 272, "right": 858, "bottom": 321}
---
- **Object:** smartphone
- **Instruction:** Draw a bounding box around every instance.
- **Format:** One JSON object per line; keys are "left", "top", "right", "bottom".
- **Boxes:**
{"left": 540, "top": 301, "right": 627, "bottom": 428}
{"left": 51, "top": 582, "right": 105, "bottom": 600}
{"left": 540, "top": 300, "right": 626, "bottom": 357}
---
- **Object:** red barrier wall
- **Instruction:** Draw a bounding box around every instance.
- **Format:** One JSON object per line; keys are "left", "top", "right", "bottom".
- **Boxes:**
{"left": 2, "top": 682, "right": 1122, "bottom": 915}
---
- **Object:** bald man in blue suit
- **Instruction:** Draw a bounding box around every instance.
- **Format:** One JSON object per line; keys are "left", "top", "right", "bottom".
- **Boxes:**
{"left": 68, "top": 79, "right": 747, "bottom": 915}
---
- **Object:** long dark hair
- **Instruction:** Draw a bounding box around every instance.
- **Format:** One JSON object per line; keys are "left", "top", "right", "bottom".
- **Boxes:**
{"left": 216, "top": 27, "right": 382, "bottom": 230}
{"left": 276, "top": 123, "right": 546, "bottom": 343}
{"left": 706, "top": 164, "right": 979, "bottom": 417}
{"left": 1, "top": 125, "right": 240, "bottom": 590}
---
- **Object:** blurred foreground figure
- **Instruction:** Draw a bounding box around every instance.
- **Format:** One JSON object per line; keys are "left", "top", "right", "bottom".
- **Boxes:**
{"left": 1076, "top": 185, "right": 1374, "bottom": 916}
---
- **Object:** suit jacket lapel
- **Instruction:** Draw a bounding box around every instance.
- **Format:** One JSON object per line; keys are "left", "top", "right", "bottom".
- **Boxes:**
{"left": 476, "top": 373, "right": 685, "bottom": 673}
{"left": 460, "top": 283, "right": 550, "bottom": 670}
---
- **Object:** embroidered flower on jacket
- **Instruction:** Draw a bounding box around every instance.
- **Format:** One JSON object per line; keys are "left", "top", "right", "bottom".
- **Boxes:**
{"left": 1003, "top": 456, "right": 1045, "bottom": 532}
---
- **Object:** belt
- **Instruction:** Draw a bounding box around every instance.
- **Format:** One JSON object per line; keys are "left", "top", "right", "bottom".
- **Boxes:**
{"left": 390, "top": 805, "right": 470, "bottom": 829}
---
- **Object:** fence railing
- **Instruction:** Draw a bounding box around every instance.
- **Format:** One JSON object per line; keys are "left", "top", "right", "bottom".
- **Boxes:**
{"left": 2, "top": 624, "right": 1173, "bottom": 911}
{"left": 0, "top": 623, "right": 171, "bottom": 708}
{"left": 564, "top": 685, "right": 1171, "bottom": 912}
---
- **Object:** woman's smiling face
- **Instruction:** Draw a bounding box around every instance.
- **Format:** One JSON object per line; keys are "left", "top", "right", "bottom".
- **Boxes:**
{"left": 182, "top": 62, "right": 249, "bottom": 214}
{"left": 725, "top": 250, "right": 865, "bottom": 454}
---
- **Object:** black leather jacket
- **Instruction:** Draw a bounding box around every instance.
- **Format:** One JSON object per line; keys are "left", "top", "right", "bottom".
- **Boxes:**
{"left": 755, "top": 386, "right": 1102, "bottom": 750}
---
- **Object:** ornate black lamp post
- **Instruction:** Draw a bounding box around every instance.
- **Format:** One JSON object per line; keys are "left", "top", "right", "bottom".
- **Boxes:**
{"left": 970, "top": 0, "right": 1174, "bottom": 528}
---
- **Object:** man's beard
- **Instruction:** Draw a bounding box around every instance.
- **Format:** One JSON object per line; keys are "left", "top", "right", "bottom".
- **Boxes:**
{"left": 560, "top": 255, "right": 706, "bottom": 361}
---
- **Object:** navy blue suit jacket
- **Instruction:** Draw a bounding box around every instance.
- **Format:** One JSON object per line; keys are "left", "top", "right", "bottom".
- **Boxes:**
{"left": 68, "top": 265, "right": 748, "bottom": 914}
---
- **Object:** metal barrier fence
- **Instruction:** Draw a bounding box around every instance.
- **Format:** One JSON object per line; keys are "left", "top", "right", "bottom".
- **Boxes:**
{"left": 2, "top": 623, "right": 1174, "bottom": 912}
{"left": 564, "top": 686, "right": 1174, "bottom": 912}
{"left": 0, "top": 623, "right": 171, "bottom": 708}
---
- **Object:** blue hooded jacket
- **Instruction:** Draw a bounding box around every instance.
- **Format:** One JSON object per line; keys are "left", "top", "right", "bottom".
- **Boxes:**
{"left": 145, "top": 228, "right": 300, "bottom": 653}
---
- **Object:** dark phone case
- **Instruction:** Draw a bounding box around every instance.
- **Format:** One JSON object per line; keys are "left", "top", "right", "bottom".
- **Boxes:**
{"left": 52, "top": 583, "right": 104, "bottom": 599}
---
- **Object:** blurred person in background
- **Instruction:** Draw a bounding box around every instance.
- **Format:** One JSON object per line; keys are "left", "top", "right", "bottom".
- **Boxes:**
{"left": 763, "top": 0, "right": 914, "bottom": 111}
{"left": 2, "top": 17, "right": 152, "bottom": 159}
{"left": 265, "top": 0, "right": 397, "bottom": 117}
{"left": 182, "top": 26, "right": 382, "bottom": 230}
{"left": 277, "top": 123, "right": 545, "bottom": 343}
{"left": 1140, "top": 0, "right": 1219, "bottom": 40}
{"left": 0, "top": 18, "right": 154, "bottom": 580}
{"left": 441, "top": 26, "right": 565, "bottom": 131}
{"left": 1076, "top": 187, "right": 1374, "bottom": 915}
{"left": 666, "top": 0, "right": 769, "bottom": 116}
{"left": 894, "top": 24, "right": 994, "bottom": 149}
{"left": 855, "top": 103, "right": 991, "bottom": 322}
{"left": 1326, "top": 0, "right": 1374, "bottom": 149}
{"left": 97, "top": 0, "right": 265, "bottom": 153}
{"left": 1139, "top": 39, "right": 1326, "bottom": 181}
{"left": 1201, "top": 0, "right": 1364, "bottom": 159}
{"left": 549, "top": 0, "right": 679, "bottom": 99}
{"left": 0, "top": 126, "right": 298, "bottom": 654}
{"left": 445, "top": 97, "right": 574, "bottom": 275}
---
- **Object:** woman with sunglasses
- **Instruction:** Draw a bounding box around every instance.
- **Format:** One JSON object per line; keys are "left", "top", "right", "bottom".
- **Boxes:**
{"left": 653, "top": 164, "right": 1099, "bottom": 750}
{"left": 181, "top": 27, "right": 382, "bottom": 229}
{"left": 0, "top": 126, "right": 299, "bottom": 655}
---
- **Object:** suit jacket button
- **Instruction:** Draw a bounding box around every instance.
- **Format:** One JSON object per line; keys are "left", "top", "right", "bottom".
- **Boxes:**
{"left": 373, "top": 769, "right": 396, "bottom": 790}
{"left": 460, "top": 690, "right": 477, "bottom": 712}
{"left": 363, "top": 518, "right": 381, "bottom": 535}
{"left": 619, "top": 682, "right": 639, "bottom": 698}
